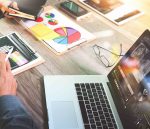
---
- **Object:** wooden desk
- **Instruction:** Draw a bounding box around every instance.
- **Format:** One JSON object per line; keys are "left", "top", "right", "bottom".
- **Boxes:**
{"left": 0, "top": 0, "right": 149, "bottom": 128}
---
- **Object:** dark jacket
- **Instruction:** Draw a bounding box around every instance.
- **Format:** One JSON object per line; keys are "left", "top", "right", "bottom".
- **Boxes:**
{"left": 0, "top": 10, "right": 4, "bottom": 18}
{"left": 0, "top": 95, "right": 38, "bottom": 129}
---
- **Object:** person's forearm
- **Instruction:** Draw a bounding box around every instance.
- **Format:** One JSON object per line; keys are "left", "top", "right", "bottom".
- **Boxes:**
{"left": 0, "top": 9, "right": 4, "bottom": 18}
{"left": 0, "top": 95, "right": 26, "bottom": 115}
{"left": 0, "top": 95, "right": 38, "bottom": 129}
{"left": 0, "top": 0, "right": 5, "bottom": 18}
{"left": 0, "top": 0, "right": 5, "bottom": 6}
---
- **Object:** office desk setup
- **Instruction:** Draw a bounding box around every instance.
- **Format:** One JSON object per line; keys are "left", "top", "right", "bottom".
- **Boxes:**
{"left": 0, "top": 0, "right": 150, "bottom": 129}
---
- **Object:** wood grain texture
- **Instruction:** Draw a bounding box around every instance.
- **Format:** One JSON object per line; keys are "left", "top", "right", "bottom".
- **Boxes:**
{"left": 0, "top": 0, "right": 149, "bottom": 129}
{"left": 16, "top": 69, "right": 48, "bottom": 129}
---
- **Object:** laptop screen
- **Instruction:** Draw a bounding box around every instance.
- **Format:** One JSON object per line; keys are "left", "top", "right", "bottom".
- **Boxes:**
{"left": 108, "top": 30, "right": 150, "bottom": 129}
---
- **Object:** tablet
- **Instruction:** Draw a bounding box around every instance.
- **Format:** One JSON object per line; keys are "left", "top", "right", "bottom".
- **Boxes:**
{"left": 79, "top": 0, "right": 144, "bottom": 25}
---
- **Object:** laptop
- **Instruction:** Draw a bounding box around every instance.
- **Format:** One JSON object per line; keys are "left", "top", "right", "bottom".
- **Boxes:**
{"left": 78, "top": 0, "right": 144, "bottom": 25}
{"left": 44, "top": 29, "right": 150, "bottom": 129}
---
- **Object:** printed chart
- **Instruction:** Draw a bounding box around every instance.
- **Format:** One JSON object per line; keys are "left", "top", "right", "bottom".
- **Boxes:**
{"left": 45, "top": 12, "right": 55, "bottom": 18}
{"left": 53, "top": 27, "right": 81, "bottom": 44}
{"left": 22, "top": 8, "right": 95, "bottom": 54}
{"left": 48, "top": 19, "right": 58, "bottom": 25}
{"left": 36, "top": 17, "right": 43, "bottom": 22}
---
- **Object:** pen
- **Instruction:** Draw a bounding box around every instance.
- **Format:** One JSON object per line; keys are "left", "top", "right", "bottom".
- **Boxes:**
{"left": 5, "top": 47, "right": 14, "bottom": 62}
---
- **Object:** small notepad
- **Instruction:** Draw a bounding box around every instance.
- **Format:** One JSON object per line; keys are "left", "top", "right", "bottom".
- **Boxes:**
{"left": 30, "top": 23, "right": 59, "bottom": 40}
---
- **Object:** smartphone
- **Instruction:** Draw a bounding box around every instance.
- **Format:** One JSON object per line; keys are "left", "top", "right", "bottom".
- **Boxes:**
{"left": 59, "top": 1, "right": 89, "bottom": 20}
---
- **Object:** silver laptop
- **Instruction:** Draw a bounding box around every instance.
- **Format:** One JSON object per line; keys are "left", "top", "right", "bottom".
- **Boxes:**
{"left": 44, "top": 30, "right": 150, "bottom": 129}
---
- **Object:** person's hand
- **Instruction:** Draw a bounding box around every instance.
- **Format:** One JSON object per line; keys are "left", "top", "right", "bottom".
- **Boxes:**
{"left": 0, "top": 0, "right": 19, "bottom": 18}
{"left": 0, "top": 53, "right": 17, "bottom": 96}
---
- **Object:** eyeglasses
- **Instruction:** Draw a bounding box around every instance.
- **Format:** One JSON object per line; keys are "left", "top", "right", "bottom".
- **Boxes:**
{"left": 93, "top": 44, "right": 124, "bottom": 67}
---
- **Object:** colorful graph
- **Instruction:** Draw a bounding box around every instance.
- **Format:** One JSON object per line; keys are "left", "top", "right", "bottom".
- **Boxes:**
{"left": 10, "top": 51, "right": 28, "bottom": 66}
{"left": 45, "top": 13, "right": 55, "bottom": 18}
{"left": 48, "top": 19, "right": 58, "bottom": 25}
{"left": 36, "top": 17, "right": 43, "bottom": 22}
{"left": 53, "top": 27, "right": 81, "bottom": 44}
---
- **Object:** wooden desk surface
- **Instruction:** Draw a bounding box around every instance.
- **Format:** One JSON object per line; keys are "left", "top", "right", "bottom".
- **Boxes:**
{"left": 0, "top": 0, "right": 149, "bottom": 128}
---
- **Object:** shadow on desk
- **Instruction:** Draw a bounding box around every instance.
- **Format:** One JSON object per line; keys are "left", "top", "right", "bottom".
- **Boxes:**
{"left": 16, "top": 68, "right": 49, "bottom": 129}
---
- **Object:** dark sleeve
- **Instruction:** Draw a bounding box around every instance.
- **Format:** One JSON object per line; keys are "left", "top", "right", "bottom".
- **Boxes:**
{"left": 0, "top": 95, "right": 38, "bottom": 129}
{"left": 0, "top": 10, "right": 4, "bottom": 18}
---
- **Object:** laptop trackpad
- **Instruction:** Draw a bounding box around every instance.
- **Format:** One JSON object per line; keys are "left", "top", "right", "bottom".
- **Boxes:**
{"left": 51, "top": 101, "right": 78, "bottom": 129}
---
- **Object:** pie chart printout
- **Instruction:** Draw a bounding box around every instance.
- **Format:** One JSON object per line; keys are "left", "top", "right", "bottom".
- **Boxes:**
{"left": 48, "top": 19, "right": 58, "bottom": 25}
{"left": 53, "top": 27, "right": 81, "bottom": 44}
{"left": 45, "top": 13, "right": 55, "bottom": 18}
{"left": 36, "top": 17, "right": 43, "bottom": 22}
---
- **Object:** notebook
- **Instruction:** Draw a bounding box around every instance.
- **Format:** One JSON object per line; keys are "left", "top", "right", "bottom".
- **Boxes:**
{"left": 44, "top": 29, "right": 150, "bottom": 129}
{"left": 19, "top": 7, "right": 95, "bottom": 55}
{"left": 79, "top": 0, "right": 144, "bottom": 25}
{"left": 0, "top": 32, "right": 45, "bottom": 75}
{"left": 9, "top": 0, "right": 47, "bottom": 20}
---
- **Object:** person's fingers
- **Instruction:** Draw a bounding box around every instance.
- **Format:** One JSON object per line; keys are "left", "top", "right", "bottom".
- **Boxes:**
{"left": 0, "top": 53, "right": 6, "bottom": 61}
{"left": 4, "top": 1, "right": 19, "bottom": 18}
{"left": 12, "top": 2, "right": 19, "bottom": 10}
{"left": 6, "top": 60, "right": 11, "bottom": 72}
{"left": 1, "top": 1, "right": 12, "bottom": 8}
{"left": 0, "top": 61, "right": 7, "bottom": 76}
{"left": 1, "top": 1, "right": 12, "bottom": 12}
{"left": 0, "top": 53, "right": 7, "bottom": 76}
{"left": 4, "top": 12, "right": 15, "bottom": 18}
{"left": 1, "top": 1, "right": 18, "bottom": 18}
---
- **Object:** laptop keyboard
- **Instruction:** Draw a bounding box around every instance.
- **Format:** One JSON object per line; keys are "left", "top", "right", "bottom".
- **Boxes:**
{"left": 75, "top": 83, "right": 117, "bottom": 129}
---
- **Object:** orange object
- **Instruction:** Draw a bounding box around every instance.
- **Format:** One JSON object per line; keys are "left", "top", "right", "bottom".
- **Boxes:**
{"left": 0, "top": 3, "right": 14, "bottom": 13}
